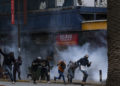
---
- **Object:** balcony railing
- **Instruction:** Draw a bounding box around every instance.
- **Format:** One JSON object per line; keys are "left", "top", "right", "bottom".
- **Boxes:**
{"left": 0, "top": 0, "right": 107, "bottom": 14}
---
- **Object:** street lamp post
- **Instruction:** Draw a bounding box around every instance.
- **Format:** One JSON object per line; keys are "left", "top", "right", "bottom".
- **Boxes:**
{"left": 17, "top": 0, "right": 21, "bottom": 55}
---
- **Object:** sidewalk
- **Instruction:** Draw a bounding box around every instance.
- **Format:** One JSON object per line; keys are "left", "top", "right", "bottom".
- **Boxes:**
{"left": 0, "top": 79, "right": 105, "bottom": 86}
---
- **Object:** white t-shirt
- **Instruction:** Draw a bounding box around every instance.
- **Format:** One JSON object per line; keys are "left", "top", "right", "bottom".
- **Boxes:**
{"left": 81, "top": 65, "right": 87, "bottom": 71}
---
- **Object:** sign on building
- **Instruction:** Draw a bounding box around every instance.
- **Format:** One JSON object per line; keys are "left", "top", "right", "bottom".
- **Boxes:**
{"left": 56, "top": 34, "right": 78, "bottom": 45}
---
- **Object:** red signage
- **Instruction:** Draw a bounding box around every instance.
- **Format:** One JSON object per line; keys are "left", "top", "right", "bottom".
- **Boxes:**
{"left": 56, "top": 34, "right": 78, "bottom": 45}
{"left": 11, "top": 0, "right": 15, "bottom": 24}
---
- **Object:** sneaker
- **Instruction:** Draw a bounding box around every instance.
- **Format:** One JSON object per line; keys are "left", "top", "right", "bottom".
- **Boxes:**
{"left": 33, "top": 81, "right": 37, "bottom": 84}
{"left": 12, "top": 81, "right": 15, "bottom": 84}
{"left": 47, "top": 81, "right": 51, "bottom": 84}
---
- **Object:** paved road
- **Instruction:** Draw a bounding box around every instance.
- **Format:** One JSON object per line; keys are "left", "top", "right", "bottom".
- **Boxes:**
{"left": 0, "top": 81, "right": 92, "bottom": 86}
{"left": 0, "top": 81, "right": 79, "bottom": 86}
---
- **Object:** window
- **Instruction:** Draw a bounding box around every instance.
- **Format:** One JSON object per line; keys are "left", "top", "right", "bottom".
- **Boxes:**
{"left": 56, "top": 0, "right": 64, "bottom": 7}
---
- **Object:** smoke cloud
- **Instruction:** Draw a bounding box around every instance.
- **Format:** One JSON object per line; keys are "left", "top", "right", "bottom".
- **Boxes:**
{"left": 50, "top": 31, "right": 108, "bottom": 82}
{"left": 0, "top": 28, "right": 107, "bottom": 82}
{"left": 50, "top": 44, "right": 108, "bottom": 82}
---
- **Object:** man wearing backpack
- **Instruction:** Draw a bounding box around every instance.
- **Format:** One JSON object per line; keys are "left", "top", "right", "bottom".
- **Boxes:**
{"left": 0, "top": 48, "right": 15, "bottom": 84}
{"left": 54, "top": 60, "right": 66, "bottom": 84}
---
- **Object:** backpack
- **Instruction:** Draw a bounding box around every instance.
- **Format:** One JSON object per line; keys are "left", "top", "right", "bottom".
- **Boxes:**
{"left": 61, "top": 62, "right": 66, "bottom": 69}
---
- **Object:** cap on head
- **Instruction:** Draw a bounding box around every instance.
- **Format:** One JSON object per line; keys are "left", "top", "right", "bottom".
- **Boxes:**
{"left": 37, "top": 56, "right": 42, "bottom": 59}
{"left": 85, "top": 54, "right": 89, "bottom": 58}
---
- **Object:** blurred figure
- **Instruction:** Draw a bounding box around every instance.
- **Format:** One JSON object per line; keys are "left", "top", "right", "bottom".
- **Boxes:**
{"left": 67, "top": 60, "right": 77, "bottom": 83}
{"left": 31, "top": 56, "right": 50, "bottom": 84}
{"left": 0, "top": 48, "right": 15, "bottom": 83}
{"left": 31, "top": 57, "right": 42, "bottom": 84}
{"left": 13, "top": 56, "right": 22, "bottom": 82}
{"left": 77, "top": 54, "right": 92, "bottom": 84}
{"left": 78, "top": 0, "right": 82, "bottom": 5}
{"left": 40, "top": 58, "right": 50, "bottom": 83}
{"left": 39, "top": 0, "right": 47, "bottom": 9}
{"left": 54, "top": 60, "right": 66, "bottom": 84}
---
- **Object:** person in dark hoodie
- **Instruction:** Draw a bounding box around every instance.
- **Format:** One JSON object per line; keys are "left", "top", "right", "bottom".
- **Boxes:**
{"left": 13, "top": 56, "right": 22, "bottom": 82}
{"left": 77, "top": 54, "right": 92, "bottom": 84}
{"left": 31, "top": 57, "right": 41, "bottom": 84}
{"left": 0, "top": 48, "right": 15, "bottom": 83}
{"left": 67, "top": 61, "right": 77, "bottom": 83}
{"left": 40, "top": 58, "right": 50, "bottom": 83}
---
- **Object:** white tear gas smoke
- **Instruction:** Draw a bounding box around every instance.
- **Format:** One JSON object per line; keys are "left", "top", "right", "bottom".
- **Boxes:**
{"left": 2, "top": 25, "right": 18, "bottom": 58}
{"left": 0, "top": 26, "right": 107, "bottom": 82}
{"left": 50, "top": 43, "right": 108, "bottom": 82}
{"left": 20, "top": 35, "right": 54, "bottom": 80}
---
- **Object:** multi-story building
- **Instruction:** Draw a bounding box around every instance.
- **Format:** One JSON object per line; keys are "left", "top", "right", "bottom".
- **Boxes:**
{"left": 0, "top": 0, "right": 107, "bottom": 71}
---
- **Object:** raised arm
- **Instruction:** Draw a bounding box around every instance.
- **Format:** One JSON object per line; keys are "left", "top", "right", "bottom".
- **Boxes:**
{"left": 0, "top": 48, "right": 6, "bottom": 57}
{"left": 87, "top": 60, "right": 92, "bottom": 67}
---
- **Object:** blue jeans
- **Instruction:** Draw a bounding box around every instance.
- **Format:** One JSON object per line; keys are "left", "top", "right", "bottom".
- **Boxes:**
{"left": 4, "top": 65, "right": 13, "bottom": 81}
{"left": 56, "top": 70, "right": 65, "bottom": 83}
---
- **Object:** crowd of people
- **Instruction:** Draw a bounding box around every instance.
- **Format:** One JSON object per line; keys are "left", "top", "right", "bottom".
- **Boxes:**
{"left": 30, "top": 56, "right": 50, "bottom": 84}
{"left": 0, "top": 48, "right": 92, "bottom": 85}
{"left": 54, "top": 54, "right": 91, "bottom": 85}
{"left": 0, "top": 48, "right": 22, "bottom": 84}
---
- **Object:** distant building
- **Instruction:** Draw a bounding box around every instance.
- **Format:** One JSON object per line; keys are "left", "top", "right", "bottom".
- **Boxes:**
{"left": 56, "top": 0, "right": 107, "bottom": 7}
{"left": 0, "top": 0, "right": 107, "bottom": 61}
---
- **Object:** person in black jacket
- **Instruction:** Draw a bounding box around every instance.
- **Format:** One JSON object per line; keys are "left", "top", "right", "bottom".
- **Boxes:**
{"left": 13, "top": 56, "right": 22, "bottom": 82}
{"left": 0, "top": 48, "right": 15, "bottom": 83}
{"left": 31, "top": 56, "right": 50, "bottom": 84}
{"left": 77, "top": 54, "right": 92, "bottom": 83}
{"left": 40, "top": 59, "right": 50, "bottom": 83}
{"left": 31, "top": 57, "right": 41, "bottom": 84}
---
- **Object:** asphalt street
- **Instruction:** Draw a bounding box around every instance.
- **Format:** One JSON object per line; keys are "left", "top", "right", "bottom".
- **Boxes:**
{"left": 1, "top": 80, "right": 103, "bottom": 86}
{"left": 0, "top": 81, "right": 82, "bottom": 86}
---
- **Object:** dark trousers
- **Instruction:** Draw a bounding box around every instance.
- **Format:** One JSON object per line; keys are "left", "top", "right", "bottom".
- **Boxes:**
{"left": 81, "top": 70, "right": 88, "bottom": 82}
{"left": 4, "top": 65, "right": 13, "bottom": 81}
{"left": 41, "top": 68, "right": 50, "bottom": 81}
{"left": 68, "top": 68, "right": 74, "bottom": 78}
{"left": 32, "top": 68, "right": 41, "bottom": 83}
{"left": 13, "top": 68, "right": 21, "bottom": 82}
{"left": 55, "top": 70, "right": 65, "bottom": 83}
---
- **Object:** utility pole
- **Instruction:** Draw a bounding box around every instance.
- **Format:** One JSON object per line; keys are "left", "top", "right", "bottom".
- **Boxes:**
{"left": 94, "top": 0, "right": 97, "bottom": 20}
{"left": 17, "top": 0, "right": 21, "bottom": 55}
